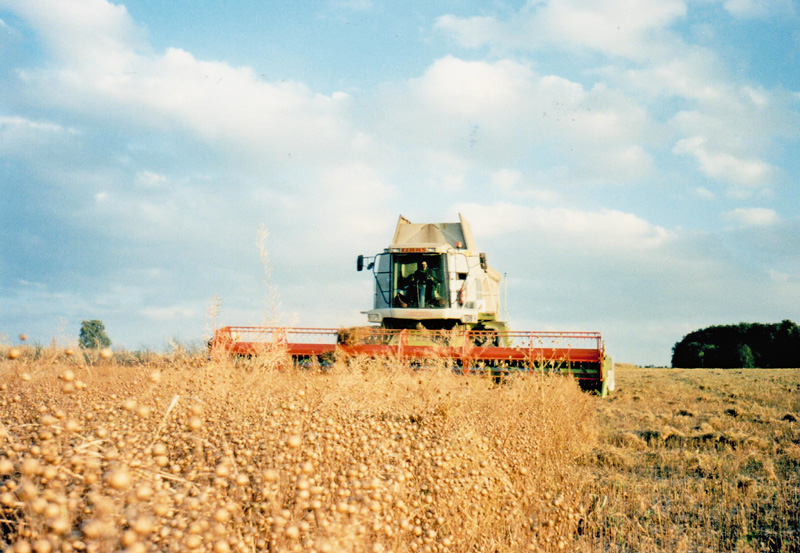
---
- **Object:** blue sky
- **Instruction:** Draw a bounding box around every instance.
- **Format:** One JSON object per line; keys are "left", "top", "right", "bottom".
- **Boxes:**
{"left": 1, "top": 0, "right": 799, "bottom": 365}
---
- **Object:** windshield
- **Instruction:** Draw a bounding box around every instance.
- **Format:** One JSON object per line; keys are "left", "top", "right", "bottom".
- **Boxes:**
{"left": 391, "top": 254, "right": 448, "bottom": 308}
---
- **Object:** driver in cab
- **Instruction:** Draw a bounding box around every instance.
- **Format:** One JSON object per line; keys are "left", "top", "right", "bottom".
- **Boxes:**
{"left": 395, "top": 261, "right": 439, "bottom": 308}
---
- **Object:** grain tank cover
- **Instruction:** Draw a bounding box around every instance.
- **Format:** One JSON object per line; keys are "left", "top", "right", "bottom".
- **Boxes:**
{"left": 391, "top": 214, "right": 478, "bottom": 251}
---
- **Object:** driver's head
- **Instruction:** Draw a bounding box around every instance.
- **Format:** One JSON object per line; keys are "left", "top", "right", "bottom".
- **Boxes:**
{"left": 421, "top": 261, "right": 428, "bottom": 270}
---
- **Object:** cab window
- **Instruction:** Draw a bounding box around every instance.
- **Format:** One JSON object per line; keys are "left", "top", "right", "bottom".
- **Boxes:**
{"left": 391, "top": 255, "right": 448, "bottom": 308}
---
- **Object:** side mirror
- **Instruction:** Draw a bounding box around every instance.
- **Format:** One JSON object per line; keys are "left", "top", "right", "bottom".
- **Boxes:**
{"left": 357, "top": 255, "right": 364, "bottom": 272}
{"left": 479, "top": 253, "right": 487, "bottom": 270}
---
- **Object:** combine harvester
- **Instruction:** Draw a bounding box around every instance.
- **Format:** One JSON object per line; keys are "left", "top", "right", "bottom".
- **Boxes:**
{"left": 213, "top": 215, "right": 615, "bottom": 395}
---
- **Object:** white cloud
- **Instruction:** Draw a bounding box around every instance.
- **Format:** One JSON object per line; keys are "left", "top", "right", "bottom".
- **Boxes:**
{"left": 133, "top": 49, "right": 351, "bottom": 148}
{"left": 135, "top": 171, "right": 168, "bottom": 188}
{"left": 767, "top": 269, "right": 793, "bottom": 284}
{"left": 434, "top": 15, "right": 510, "bottom": 50}
{"left": 6, "top": 1, "right": 355, "bottom": 173}
{"left": 490, "top": 169, "right": 523, "bottom": 192}
{"left": 436, "top": 172, "right": 466, "bottom": 192}
{"left": 489, "top": 169, "right": 561, "bottom": 202}
{"left": 434, "top": 0, "right": 800, "bottom": 197}
{"left": 535, "top": 0, "right": 687, "bottom": 60}
{"left": 723, "top": 207, "right": 780, "bottom": 227}
{"left": 673, "top": 136, "right": 774, "bottom": 191}
{"left": 456, "top": 202, "right": 672, "bottom": 253}
{"left": 311, "top": 163, "right": 394, "bottom": 222}
{"left": 604, "top": 53, "right": 726, "bottom": 103}
{"left": 0, "top": 116, "right": 80, "bottom": 160}
{"left": 669, "top": 86, "right": 800, "bottom": 149}
{"left": 695, "top": 187, "right": 716, "bottom": 200}
{"left": 392, "top": 56, "right": 656, "bottom": 182}
{"left": 0, "top": 115, "right": 67, "bottom": 134}
{"left": 723, "top": 0, "right": 795, "bottom": 19}
{"left": 410, "top": 56, "right": 537, "bottom": 118}
{"left": 436, "top": 0, "right": 688, "bottom": 61}
{"left": 582, "top": 144, "right": 655, "bottom": 181}
{"left": 742, "top": 86, "right": 769, "bottom": 108}
{"left": 2, "top": 0, "right": 146, "bottom": 70}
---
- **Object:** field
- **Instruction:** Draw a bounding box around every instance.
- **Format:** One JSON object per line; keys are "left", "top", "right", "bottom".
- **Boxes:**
{"left": 1, "top": 348, "right": 798, "bottom": 553}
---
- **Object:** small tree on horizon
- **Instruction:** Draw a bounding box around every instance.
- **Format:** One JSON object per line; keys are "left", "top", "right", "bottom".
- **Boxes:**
{"left": 79, "top": 320, "right": 111, "bottom": 349}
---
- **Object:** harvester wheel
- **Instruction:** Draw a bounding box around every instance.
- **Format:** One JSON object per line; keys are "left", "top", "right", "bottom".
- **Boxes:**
{"left": 599, "top": 356, "right": 615, "bottom": 397}
{"left": 604, "top": 362, "right": 615, "bottom": 393}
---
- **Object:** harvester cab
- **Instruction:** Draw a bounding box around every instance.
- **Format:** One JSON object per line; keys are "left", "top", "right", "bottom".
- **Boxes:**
{"left": 357, "top": 214, "right": 505, "bottom": 333}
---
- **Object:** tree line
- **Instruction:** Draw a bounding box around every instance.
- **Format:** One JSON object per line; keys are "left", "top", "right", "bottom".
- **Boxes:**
{"left": 672, "top": 320, "right": 800, "bottom": 368}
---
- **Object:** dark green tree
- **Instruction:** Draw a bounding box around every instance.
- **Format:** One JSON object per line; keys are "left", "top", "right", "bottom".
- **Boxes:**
{"left": 672, "top": 320, "right": 800, "bottom": 368}
{"left": 773, "top": 319, "right": 800, "bottom": 367}
{"left": 736, "top": 343, "right": 755, "bottom": 368}
{"left": 79, "top": 320, "right": 111, "bottom": 349}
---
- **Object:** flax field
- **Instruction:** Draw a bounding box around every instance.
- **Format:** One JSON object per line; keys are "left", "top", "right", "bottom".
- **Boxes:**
{"left": 1, "top": 346, "right": 798, "bottom": 553}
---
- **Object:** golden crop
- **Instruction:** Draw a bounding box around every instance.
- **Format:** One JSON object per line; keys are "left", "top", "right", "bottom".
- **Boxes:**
{"left": 1, "top": 348, "right": 798, "bottom": 553}
{"left": 0, "top": 347, "right": 596, "bottom": 553}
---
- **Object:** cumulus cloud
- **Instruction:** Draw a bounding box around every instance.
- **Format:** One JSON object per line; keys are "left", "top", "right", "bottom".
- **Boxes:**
{"left": 673, "top": 136, "right": 774, "bottom": 192}
{"left": 0, "top": 115, "right": 79, "bottom": 160}
{"left": 456, "top": 202, "right": 672, "bottom": 253}
{"left": 695, "top": 187, "right": 716, "bottom": 200}
{"left": 723, "top": 207, "right": 781, "bottom": 227}
{"left": 7, "top": 0, "right": 143, "bottom": 59}
{"left": 489, "top": 169, "right": 561, "bottom": 203}
{"left": 0, "top": 0, "right": 390, "bottom": 326}
{"left": 292, "top": 163, "right": 397, "bottom": 249}
{"left": 410, "top": 57, "right": 537, "bottom": 118}
{"left": 669, "top": 87, "right": 800, "bottom": 150}
{"left": 0, "top": 115, "right": 69, "bottom": 134}
{"left": 433, "top": 15, "right": 507, "bottom": 50}
{"left": 4, "top": 0, "right": 355, "bottom": 173}
{"left": 602, "top": 53, "right": 727, "bottom": 103}
{"left": 388, "top": 56, "right": 656, "bottom": 182}
{"left": 530, "top": 0, "right": 687, "bottom": 60}
{"left": 433, "top": 0, "right": 800, "bottom": 199}
{"left": 723, "top": 0, "right": 796, "bottom": 19}
{"left": 135, "top": 171, "right": 168, "bottom": 189}
{"left": 435, "top": 0, "right": 687, "bottom": 61}
{"left": 767, "top": 269, "right": 795, "bottom": 284}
